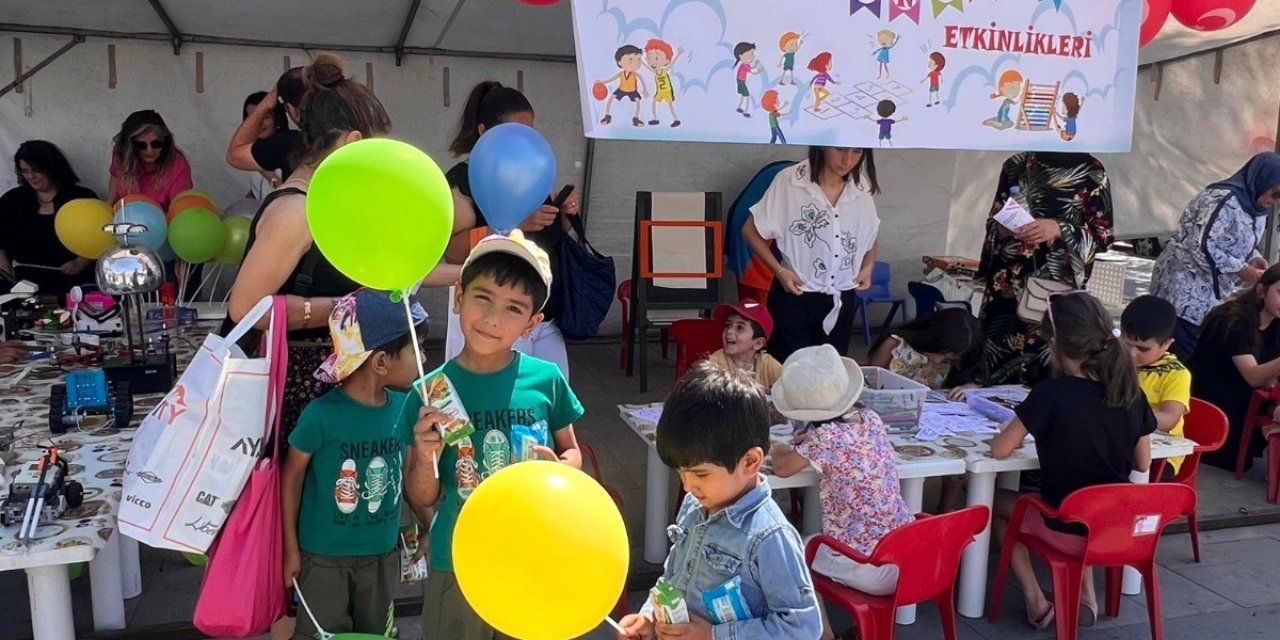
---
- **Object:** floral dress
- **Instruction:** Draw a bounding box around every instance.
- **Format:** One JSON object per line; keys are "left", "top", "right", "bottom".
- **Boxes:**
{"left": 977, "top": 152, "right": 1115, "bottom": 384}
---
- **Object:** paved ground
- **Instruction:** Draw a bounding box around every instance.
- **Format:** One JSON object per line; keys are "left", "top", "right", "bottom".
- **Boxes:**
{"left": 3, "top": 339, "right": 1279, "bottom": 639}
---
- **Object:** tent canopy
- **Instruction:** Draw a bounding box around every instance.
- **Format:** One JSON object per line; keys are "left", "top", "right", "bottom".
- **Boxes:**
{"left": 2, "top": 0, "right": 1277, "bottom": 65}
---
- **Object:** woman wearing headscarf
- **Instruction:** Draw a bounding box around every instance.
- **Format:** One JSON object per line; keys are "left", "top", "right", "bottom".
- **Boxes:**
{"left": 1151, "top": 152, "right": 1280, "bottom": 361}
{"left": 977, "top": 152, "right": 1114, "bottom": 385}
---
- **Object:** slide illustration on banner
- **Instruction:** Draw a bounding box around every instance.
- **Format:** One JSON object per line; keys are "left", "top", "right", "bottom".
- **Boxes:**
{"left": 570, "top": 0, "right": 1141, "bottom": 152}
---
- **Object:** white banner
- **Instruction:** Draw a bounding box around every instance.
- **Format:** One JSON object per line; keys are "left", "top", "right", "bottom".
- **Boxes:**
{"left": 571, "top": 0, "right": 1142, "bottom": 152}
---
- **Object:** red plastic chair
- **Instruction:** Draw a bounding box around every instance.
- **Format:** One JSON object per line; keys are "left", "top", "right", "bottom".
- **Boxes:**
{"left": 617, "top": 279, "right": 670, "bottom": 370}
{"left": 806, "top": 506, "right": 988, "bottom": 640}
{"left": 1150, "top": 398, "right": 1229, "bottom": 560}
{"left": 989, "top": 484, "right": 1196, "bottom": 640}
{"left": 669, "top": 318, "right": 723, "bottom": 384}
{"left": 580, "top": 441, "right": 629, "bottom": 620}
{"left": 1235, "top": 387, "right": 1280, "bottom": 502}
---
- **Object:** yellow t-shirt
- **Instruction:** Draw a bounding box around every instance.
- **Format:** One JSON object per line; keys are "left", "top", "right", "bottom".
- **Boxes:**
{"left": 707, "top": 349, "right": 783, "bottom": 390}
{"left": 1137, "top": 353, "right": 1192, "bottom": 473}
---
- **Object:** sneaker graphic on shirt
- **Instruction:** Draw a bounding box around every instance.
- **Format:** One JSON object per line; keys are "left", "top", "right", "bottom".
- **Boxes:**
{"left": 362, "top": 456, "right": 388, "bottom": 514}
{"left": 456, "top": 436, "right": 478, "bottom": 500}
{"left": 335, "top": 459, "right": 359, "bottom": 514}
{"left": 481, "top": 430, "right": 509, "bottom": 480}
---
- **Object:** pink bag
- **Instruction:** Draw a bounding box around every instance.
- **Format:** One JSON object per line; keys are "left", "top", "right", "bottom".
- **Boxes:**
{"left": 193, "top": 297, "right": 288, "bottom": 637}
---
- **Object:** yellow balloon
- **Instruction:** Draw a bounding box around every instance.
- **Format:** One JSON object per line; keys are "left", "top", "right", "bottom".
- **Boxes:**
{"left": 55, "top": 199, "right": 116, "bottom": 259}
{"left": 453, "top": 461, "right": 629, "bottom": 640}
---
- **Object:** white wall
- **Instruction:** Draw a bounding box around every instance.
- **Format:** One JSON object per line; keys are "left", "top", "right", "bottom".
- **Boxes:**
{"left": 2, "top": 31, "right": 959, "bottom": 337}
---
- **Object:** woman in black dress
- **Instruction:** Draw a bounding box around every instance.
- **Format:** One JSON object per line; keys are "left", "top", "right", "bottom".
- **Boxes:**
{"left": 0, "top": 141, "right": 97, "bottom": 295}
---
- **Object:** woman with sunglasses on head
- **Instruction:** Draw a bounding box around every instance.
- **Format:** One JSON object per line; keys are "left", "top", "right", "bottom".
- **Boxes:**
{"left": 976, "top": 151, "right": 1114, "bottom": 386}
{"left": 106, "top": 110, "right": 192, "bottom": 211}
{"left": 0, "top": 141, "right": 98, "bottom": 294}
{"left": 989, "top": 290, "right": 1154, "bottom": 630}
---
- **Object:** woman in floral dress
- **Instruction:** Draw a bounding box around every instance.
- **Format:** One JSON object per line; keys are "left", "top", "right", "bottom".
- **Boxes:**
{"left": 977, "top": 152, "right": 1115, "bottom": 384}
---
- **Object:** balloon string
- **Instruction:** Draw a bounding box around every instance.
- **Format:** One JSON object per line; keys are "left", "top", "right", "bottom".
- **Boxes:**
{"left": 403, "top": 291, "right": 438, "bottom": 479}
{"left": 605, "top": 616, "right": 626, "bottom": 635}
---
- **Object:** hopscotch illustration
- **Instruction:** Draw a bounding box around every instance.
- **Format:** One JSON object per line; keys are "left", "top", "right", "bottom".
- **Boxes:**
{"left": 1015, "top": 79, "right": 1061, "bottom": 132}
{"left": 806, "top": 79, "right": 912, "bottom": 121}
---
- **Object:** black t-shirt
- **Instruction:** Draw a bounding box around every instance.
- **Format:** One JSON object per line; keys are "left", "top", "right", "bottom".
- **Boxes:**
{"left": 445, "top": 161, "right": 565, "bottom": 321}
{"left": 1016, "top": 376, "right": 1156, "bottom": 533}
{"left": 250, "top": 130, "right": 302, "bottom": 179}
{"left": 0, "top": 184, "right": 99, "bottom": 294}
{"left": 1189, "top": 314, "right": 1280, "bottom": 469}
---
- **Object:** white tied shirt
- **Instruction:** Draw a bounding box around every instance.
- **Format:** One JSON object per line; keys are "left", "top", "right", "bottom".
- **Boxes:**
{"left": 750, "top": 159, "right": 881, "bottom": 333}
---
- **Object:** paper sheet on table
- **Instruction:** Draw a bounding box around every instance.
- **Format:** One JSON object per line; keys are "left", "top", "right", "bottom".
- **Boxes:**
{"left": 919, "top": 403, "right": 1002, "bottom": 436}
{"left": 627, "top": 406, "right": 664, "bottom": 424}
{"left": 993, "top": 198, "right": 1035, "bottom": 232}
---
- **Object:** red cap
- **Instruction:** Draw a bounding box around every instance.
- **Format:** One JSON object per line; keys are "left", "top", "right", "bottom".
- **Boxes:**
{"left": 712, "top": 299, "right": 774, "bottom": 340}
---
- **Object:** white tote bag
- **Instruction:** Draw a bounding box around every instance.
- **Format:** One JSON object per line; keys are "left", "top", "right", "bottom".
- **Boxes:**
{"left": 119, "top": 296, "right": 287, "bottom": 553}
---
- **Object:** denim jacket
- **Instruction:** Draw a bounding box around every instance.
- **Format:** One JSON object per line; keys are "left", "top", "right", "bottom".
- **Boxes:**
{"left": 640, "top": 477, "right": 822, "bottom": 640}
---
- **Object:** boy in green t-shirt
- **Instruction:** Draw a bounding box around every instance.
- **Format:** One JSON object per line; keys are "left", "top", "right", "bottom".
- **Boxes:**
{"left": 282, "top": 289, "right": 435, "bottom": 638}
{"left": 405, "top": 230, "right": 585, "bottom": 640}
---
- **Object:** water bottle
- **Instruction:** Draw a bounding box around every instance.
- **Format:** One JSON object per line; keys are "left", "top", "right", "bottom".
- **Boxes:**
{"left": 1007, "top": 185, "right": 1030, "bottom": 213}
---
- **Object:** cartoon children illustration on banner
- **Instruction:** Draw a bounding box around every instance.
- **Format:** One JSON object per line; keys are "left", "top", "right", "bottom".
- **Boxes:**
{"left": 733, "top": 42, "right": 762, "bottom": 117}
{"left": 808, "top": 52, "right": 839, "bottom": 113}
{"left": 645, "top": 39, "right": 683, "bottom": 127}
{"left": 572, "top": 0, "right": 1137, "bottom": 151}
{"left": 777, "top": 31, "right": 805, "bottom": 86}
{"left": 761, "top": 89, "right": 791, "bottom": 144}
{"left": 598, "top": 44, "right": 648, "bottom": 127}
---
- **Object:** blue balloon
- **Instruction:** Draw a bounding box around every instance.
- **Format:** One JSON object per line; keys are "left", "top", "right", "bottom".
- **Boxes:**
{"left": 112, "top": 201, "right": 168, "bottom": 250}
{"left": 468, "top": 123, "right": 556, "bottom": 234}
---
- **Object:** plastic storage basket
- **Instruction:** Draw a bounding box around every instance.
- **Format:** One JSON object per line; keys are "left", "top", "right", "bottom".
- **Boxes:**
{"left": 859, "top": 367, "right": 929, "bottom": 426}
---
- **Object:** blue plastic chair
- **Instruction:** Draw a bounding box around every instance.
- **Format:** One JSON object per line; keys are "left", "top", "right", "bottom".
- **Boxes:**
{"left": 852, "top": 262, "right": 908, "bottom": 344}
{"left": 907, "top": 281, "right": 974, "bottom": 318}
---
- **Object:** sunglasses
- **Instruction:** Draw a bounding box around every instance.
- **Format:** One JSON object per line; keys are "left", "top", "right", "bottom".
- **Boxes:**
{"left": 131, "top": 139, "right": 167, "bottom": 151}
{"left": 1043, "top": 289, "right": 1090, "bottom": 337}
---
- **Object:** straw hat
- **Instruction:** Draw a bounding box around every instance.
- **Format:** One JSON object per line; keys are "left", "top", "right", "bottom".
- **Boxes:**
{"left": 771, "top": 344, "right": 865, "bottom": 422}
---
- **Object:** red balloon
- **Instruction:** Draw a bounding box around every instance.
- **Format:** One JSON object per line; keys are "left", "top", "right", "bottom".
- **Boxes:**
{"left": 1140, "top": 0, "right": 1172, "bottom": 47}
{"left": 1170, "top": 0, "right": 1255, "bottom": 32}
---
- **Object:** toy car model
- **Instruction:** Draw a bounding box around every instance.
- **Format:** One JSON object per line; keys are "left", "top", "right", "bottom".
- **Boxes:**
{"left": 48, "top": 370, "right": 133, "bottom": 434}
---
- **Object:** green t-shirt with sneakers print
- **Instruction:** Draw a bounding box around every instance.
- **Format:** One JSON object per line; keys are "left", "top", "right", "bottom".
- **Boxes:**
{"left": 403, "top": 352, "right": 584, "bottom": 572}
{"left": 289, "top": 387, "right": 415, "bottom": 557}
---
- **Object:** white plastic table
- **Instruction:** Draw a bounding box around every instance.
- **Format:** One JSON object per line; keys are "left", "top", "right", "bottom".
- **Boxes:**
{"left": 0, "top": 425, "right": 138, "bottom": 640}
{"left": 619, "top": 403, "right": 967, "bottom": 625}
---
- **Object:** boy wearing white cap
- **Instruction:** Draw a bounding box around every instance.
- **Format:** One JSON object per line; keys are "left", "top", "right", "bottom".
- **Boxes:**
{"left": 404, "top": 230, "right": 585, "bottom": 640}
{"left": 769, "top": 344, "right": 912, "bottom": 640}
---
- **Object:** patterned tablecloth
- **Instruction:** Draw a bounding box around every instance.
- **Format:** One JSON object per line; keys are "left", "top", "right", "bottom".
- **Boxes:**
{"left": 0, "top": 324, "right": 209, "bottom": 570}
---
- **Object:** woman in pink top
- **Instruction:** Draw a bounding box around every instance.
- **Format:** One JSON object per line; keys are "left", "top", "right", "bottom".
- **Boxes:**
{"left": 106, "top": 110, "right": 193, "bottom": 211}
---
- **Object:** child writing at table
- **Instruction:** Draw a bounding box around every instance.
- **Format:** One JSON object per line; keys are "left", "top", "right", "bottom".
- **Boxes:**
{"left": 867, "top": 307, "right": 986, "bottom": 400}
{"left": 1121, "top": 295, "right": 1192, "bottom": 476}
{"left": 617, "top": 362, "right": 821, "bottom": 640}
{"left": 990, "top": 291, "right": 1155, "bottom": 629}
{"left": 769, "top": 344, "right": 912, "bottom": 640}
{"left": 867, "top": 307, "right": 986, "bottom": 510}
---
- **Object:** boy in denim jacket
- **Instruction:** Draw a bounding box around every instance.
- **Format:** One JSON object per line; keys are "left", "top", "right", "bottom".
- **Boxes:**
{"left": 618, "top": 363, "right": 822, "bottom": 640}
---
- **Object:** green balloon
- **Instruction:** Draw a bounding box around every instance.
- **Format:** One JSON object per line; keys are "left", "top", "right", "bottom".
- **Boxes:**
{"left": 215, "top": 216, "right": 253, "bottom": 265}
{"left": 306, "top": 138, "right": 454, "bottom": 291}
{"left": 168, "top": 207, "right": 227, "bottom": 263}
{"left": 181, "top": 552, "right": 208, "bottom": 567}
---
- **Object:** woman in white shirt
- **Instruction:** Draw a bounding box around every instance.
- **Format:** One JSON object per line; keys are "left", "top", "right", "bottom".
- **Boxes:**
{"left": 743, "top": 147, "right": 880, "bottom": 361}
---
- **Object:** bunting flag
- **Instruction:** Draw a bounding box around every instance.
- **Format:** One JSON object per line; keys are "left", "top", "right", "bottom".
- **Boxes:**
{"left": 931, "top": 0, "right": 964, "bottom": 18}
{"left": 851, "top": 0, "right": 883, "bottom": 16}
{"left": 889, "top": 0, "right": 923, "bottom": 24}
